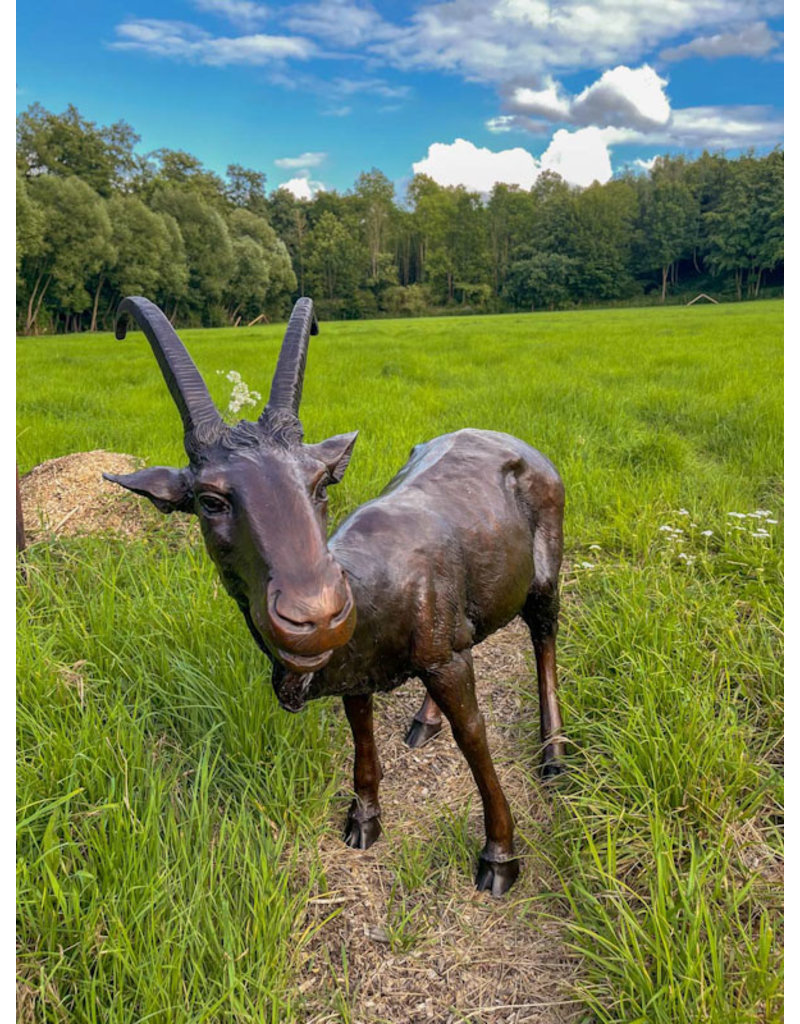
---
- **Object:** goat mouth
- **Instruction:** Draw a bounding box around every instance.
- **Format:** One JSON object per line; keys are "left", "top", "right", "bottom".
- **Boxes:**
{"left": 275, "top": 648, "right": 333, "bottom": 673}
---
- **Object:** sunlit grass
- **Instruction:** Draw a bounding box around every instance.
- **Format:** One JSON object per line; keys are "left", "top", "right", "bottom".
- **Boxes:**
{"left": 18, "top": 301, "right": 782, "bottom": 1021}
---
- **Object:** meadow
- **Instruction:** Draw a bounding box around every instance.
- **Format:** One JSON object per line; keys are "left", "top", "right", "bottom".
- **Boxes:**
{"left": 17, "top": 302, "right": 783, "bottom": 1022}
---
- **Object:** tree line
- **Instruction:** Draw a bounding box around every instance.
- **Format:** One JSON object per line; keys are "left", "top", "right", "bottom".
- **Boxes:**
{"left": 16, "top": 103, "right": 783, "bottom": 334}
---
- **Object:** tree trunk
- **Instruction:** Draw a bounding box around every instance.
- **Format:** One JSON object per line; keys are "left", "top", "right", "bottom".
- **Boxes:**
{"left": 735, "top": 269, "right": 742, "bottom": 301}
{"left": 661, "top": 265, "right": 668, "bottom": 302}
{"left": 90, "top": 276, "right": 104, "bottom": 332}
{"left": 26, "top": 271, "right": 46, "bottom": 334}
{"left": 29, "top": 275, "right": 52, "bottom": 334}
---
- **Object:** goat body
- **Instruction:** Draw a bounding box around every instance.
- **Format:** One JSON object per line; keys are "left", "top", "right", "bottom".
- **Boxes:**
{"left": 106, "top": 297, "right": 566, "bottom": 897}
{"left": 280, "top": 429, "right": 563, "bottom": 705}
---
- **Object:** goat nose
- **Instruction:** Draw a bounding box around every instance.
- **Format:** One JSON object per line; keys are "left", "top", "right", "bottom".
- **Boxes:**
{"left": 271, "top": 591, "right": 317, "bottom": 632}
{"left": 270, "top": 580, "right": 352, "bottom": 633}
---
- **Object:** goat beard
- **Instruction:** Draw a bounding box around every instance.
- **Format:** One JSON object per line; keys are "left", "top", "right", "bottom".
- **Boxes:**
{"left": 271, "top": 662, "right": 314, "bottom": 712}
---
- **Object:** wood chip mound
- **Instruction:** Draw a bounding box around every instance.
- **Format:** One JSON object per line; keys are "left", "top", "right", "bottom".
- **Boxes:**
{"left": 18, "top": 450, "right": 182, "bottom": 540}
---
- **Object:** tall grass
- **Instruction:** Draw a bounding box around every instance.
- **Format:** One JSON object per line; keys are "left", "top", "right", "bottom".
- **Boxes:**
{"left": 18, "top": 302, "right": 783, "bottom": 1021}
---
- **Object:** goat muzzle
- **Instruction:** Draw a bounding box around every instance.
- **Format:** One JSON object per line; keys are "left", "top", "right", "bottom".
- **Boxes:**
{"left": 259, "top": 573, "right": 357, "bottom": 671}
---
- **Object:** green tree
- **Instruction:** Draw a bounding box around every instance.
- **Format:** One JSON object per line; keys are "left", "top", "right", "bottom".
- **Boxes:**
{"left": 571, "top": 179, "right": 639, "bottom": 301}
{"left": 306, "top": 211, "right": 362, "bottom": 310}
{"left": 20, "top": 175, "right": 113, "bottom": 333}
{"left": 268, "top": 188, "right": 311, "bottom": 296}
{"left": 486, "top": 184, "right": 536, "bottom": 298}
{"left": 16, "top": 173, "right": 45, "bottom": 283}
{"left": 640, "top": 167, "right": 699, "bottom": 300}
{"left": 150, "top": 186, "right": 234, "bottom": 321}
{"left": 409, "top": 177, "right": 489, "bottom": 304}
{"left": 17, "top": 103, "right": 140, "bottom": 197}
{"left": 100, "top": 196, "right": 188, "bottom": 329}
{"left": 226, "top": 164, "right": 270, "bottom": 217}
{"left": 504, "top": 249, "right": 578, "bottom": 310}
{"left": 351, "top": 169, "right": 397, "bottom": 280}
{"left": 705, "top": 153, "right": 783, "bottom": 300}
{"left": 529, "top": 171, "right": 574, "bottom": 253}
{"left": 223, "top": 208, "right": 296, "bottom": 323}
{"left": 146, "top": 150, "right": 227, "bottom": 207}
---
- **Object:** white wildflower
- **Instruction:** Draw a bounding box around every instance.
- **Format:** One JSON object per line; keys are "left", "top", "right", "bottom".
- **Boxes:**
{"left": 659, "top": 525, "right": 674, "bottom": 532}
{"left": 579, "top": 562, "right": 595, "bottom": 569}
{"left": 218, "top": 369, "right": 261, "bottom": 420}
{"left": 677, "top": 508, "right": 690, "bottom": 516}
{"left": 589, "top": 544, "right": 602, "bottom": 551}
{"left": 767, "top": 519, "right": 778, "bottom": 524}
{"left": 727, "top": 512, "right": 747, "bottom": 519}
{"left": 700, "top": 530, "right": 713, "bottom": 537}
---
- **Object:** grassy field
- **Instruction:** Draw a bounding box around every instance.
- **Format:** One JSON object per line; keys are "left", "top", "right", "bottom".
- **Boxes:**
{"left": 17, "top": 302, "right": 783, "bottom": 1022}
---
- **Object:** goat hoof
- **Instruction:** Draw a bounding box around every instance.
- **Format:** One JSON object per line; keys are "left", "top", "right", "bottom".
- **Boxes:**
{"left": 540, "top": 758, "right": 567, "bottom": 781}
{"left": 404, "top": 719, "right": 442, "bottom": 748}
{"left": 475, "top": 854, "right": 519, "bottom": 897}
{"left": 343, "top": 808, "right": 382, "bottom": 851}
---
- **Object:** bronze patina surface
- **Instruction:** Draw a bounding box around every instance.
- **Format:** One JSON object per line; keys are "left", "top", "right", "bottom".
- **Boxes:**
{"left": 106, "top": 296, "right": 566, "bottom": 896}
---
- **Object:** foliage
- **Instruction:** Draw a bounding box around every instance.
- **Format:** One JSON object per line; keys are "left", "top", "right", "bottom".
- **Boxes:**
{"left": 15, "top": 102, "right": 783, "bottom": 333}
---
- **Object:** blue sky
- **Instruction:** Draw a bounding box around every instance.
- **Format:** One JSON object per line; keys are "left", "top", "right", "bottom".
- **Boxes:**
{"left": 16, "top": 1, "right": 784, "bottom": 198}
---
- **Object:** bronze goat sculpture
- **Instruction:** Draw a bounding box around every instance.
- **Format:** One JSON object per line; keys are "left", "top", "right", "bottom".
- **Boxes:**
{"left": 106, "top": 296, "right": 566, "bottom": 896}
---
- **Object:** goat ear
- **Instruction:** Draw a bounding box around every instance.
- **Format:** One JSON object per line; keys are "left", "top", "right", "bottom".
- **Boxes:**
{"left": 103, "top": 467, "right": 194, "bottom": 514}
{"left": 305, "top": 431, "right": 359, "bottom": 484}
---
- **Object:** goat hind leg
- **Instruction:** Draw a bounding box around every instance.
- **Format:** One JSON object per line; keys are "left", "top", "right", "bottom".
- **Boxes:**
{"left": 343, "top": 693, "right": 383, "bottom": 850}
{"left": 523, "top": 511, "right": 566, "bottom": 778}
{"left": 423, "top": 651, "right": 519, "bottom": 896}
{"left": 405, "top": 691, "right": 443, "bottom": 748}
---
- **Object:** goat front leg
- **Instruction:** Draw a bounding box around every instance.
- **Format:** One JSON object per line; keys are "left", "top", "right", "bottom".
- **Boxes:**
{"left": 342, "top": 693, "right": 383, "bottom": 850}
{"left": 405, "top": 692, "right": 443, "bottom": 748}
{"left": 422, "top": 651, "right": 519, "bottom": 896}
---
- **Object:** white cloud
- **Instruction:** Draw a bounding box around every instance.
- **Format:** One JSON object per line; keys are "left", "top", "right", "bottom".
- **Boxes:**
{"left": 571, "top": 66, "right": 670, "bottom": 130}
{"left": 330, "top": 77, "right": 411, "bottom": 99}
{"left": 539, "top": 127, "right": 629, "bottom": 187}
{"left": 667, "top": 105, "right": 784, "bottom": 147}
{"left": 660, "top": 21, "right": 782, "bottom": 62}
{"left": 411, "top": 128, "right": 635, "bottom": 192}
{"left": 279, "top": 174, "right": 326, "bottom": 199}
{"left": 492, "top": 61, "right": 782, "bottom": 150}
{"left": 370, "top": 0, "right": 783, "bottom": 83}
{"left": 506, "top": 65, "right": 670, "bottom": 132}
{"left": 111, "top": 19, "right": 314, "bottom": 64}
{"left": 285, "top": 1, "right": 402, "bottom": 48}
{"left": 274, "top": 151, "right": 327, "bottom": 169}
{"left": 412, "top": 138, "right": 541, "bottom": 192}
{"left": 191, "top": 0, "right": 271, "bottom": 31}
{"left": 510, "top": 78, "right": 571, "bottom": 121}
{"left": 486, "top": 115, "right": 517, "bottom": 133}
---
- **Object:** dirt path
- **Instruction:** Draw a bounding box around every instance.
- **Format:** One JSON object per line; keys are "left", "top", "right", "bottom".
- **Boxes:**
{"left": 298, "top": 620, "right": 580, "bottom": 1024}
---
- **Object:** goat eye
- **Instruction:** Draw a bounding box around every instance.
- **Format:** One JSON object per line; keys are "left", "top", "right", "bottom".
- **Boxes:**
{"left": 198, "top": 493, "right": 231, "bottom": 516}
{"left": 313, "top": 479, "right": 328, "bottom": 503}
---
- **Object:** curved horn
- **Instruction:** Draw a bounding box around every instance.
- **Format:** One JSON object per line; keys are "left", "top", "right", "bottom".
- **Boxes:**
{"left": 264, "top": 297, "right": 319, "bottom": 417}
{"left": 115, "top": 296, "right": 223, "bottom": 453}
